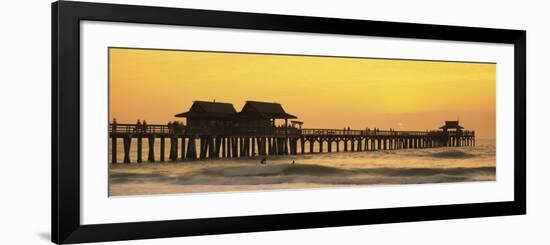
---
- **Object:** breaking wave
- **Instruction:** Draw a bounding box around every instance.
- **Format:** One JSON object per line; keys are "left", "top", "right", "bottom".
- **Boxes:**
{"left": 201, "top": 164, "right": 349, "bottom": 177}
{"left": 110, "top": 163, "right": 495, "bottom": 186}
{"left": 430, "top": 150, "right": 476, "bottom": 159}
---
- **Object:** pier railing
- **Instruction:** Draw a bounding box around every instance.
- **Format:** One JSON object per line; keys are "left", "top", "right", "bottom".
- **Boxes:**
{"left": 110, "top": 123, "right": 474, "bottom": 137}
{"left": 111, "top": 123, "right": 173, "bottom": 134}
{"left": 300, "top": 128, "right": 474, "bottom": 137}
{"left": 110, "top": 123, "right": 301, "bottom": 136}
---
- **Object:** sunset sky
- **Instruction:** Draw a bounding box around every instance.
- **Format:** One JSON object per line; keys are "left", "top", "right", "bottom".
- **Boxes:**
{"left": 109, "top": 48, "right": 496, "bottom": 139}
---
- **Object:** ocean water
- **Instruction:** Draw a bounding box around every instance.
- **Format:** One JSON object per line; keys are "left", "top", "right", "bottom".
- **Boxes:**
{"left": 108, "top": 139, "right": 495, "bottom": 196}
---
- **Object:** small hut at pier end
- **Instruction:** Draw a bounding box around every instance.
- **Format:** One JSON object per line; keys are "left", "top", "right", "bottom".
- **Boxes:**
{"left": 236, "top": 101, "right": 297, "bottom": 129}
{"left": 174, "top": 101, "right": 237, "bottom": 133}
{"left": 439, "top": 121, "right": 464, "bottom": 132}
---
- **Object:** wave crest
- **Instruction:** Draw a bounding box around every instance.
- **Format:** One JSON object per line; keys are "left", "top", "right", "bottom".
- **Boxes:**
{"left": 110, "top": 163, "right": 495, "bottom": 186}
{"left": 201, "top": 164, "right": 348, "bottom": 177}
{"left": 430, "top": 150, "right": 475, "bottom": 159}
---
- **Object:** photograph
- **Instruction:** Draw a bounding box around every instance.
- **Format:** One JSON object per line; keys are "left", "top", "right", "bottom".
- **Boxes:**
{"left": 108, "top": 47, "right": 496, "bottom": 196}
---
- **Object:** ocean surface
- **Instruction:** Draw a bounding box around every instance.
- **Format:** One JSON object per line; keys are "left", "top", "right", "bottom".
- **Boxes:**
{"left": 108, "top": 139, "right": 496, "bottom": 196}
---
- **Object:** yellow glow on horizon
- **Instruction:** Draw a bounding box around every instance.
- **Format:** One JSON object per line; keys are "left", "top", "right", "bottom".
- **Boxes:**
{"left": 109, "top": 48, "right": 496, "bottom": 138}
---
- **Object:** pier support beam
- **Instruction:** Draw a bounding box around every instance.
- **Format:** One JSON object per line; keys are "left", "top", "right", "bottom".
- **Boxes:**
{"left": 200, "top": 137, "right": 208, "bottom": 159}
{"left": 208, "top": 137, "right": 215, "bottom": 158}
{"left": 187, "top": 137, "right": 197, "bottom": 160}
{"left": 160, "top": 136, "right": 165, "bottom": 161}
{"left": 290, "top": 138, "right": 298, "bottom": 155}
{"left": 137, "top": 135, "right": 143, "bottom": 163}
{"left": 123, "top": 134, "right": 132, "bottom": 163}
{"left": 234, "top": 137, "right": 238, "bottom": 157}
{"left": 221, "top": 137, "right": 226, "bottom": 158}
{"left": 111, "top": 136, "right": 117, "bottom": 164}
{"left": 170, "top": 136, "right": 178, "bottom": 161}
{"left": 148, "top": 134, "right": 155, "bottom": 162}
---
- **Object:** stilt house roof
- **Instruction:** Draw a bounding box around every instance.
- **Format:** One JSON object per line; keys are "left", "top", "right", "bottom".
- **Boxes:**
{"left": 439, "top": 121, "right": 464, "bottom": 130}
{"left": 174, "top": 101, "right": 237, "bottom": 119}
{"left": 238, "top": 101, "right": 297, "bottom": 119}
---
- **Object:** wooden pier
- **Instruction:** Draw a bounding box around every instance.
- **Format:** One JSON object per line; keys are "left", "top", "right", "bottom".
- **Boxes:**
{"left": 109, "top": 122, "right": 475, "bottom": 164}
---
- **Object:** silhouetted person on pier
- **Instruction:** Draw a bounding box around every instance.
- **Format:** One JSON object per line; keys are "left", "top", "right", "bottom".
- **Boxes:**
{"left": 142, "top": 120, "right": 147, "bottom": 133}
{"left": 173, "top": 121, "right": 181, "bottom": 133}
{"left": 112, "top": 118, "right": 117, "bottom": 133}
{"left": 136, "top": 120, "right": 142, "bottom": 133}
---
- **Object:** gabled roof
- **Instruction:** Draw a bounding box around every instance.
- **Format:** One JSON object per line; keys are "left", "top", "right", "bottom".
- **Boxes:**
{"left": 174, "top": 101, "right": 237, "bottom": 119}
{"left": 238, "top": 101, "right": 297, "bottom": 119}
{"left": 439, "top": 121, "right": 464, "bottom": 129}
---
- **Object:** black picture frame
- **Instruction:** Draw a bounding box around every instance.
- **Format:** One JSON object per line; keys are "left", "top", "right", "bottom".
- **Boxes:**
{"left": 52, "top": 1, "right": 526, "bottom": 244}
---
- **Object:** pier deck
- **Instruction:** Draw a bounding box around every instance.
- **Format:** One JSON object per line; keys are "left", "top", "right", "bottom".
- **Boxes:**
{"left": 109, "top": 123, "right": 475, "bottom": 164}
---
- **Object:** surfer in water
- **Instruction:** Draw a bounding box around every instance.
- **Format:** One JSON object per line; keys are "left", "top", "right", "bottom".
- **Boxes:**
{"left": 260, "top": 157, "right": 267, "bottom": 165}
{"left": 291, "top": 160, "right": 295, "bottom": 165}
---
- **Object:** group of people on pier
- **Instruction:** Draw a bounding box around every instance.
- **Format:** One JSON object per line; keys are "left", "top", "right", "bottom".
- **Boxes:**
{"left": 341, "top": 127, "right": 398, "bottom": 136}
{"left": 167, "top": 121, "right": 185, "bottom": 133}
{"left": 364, "top": 127, "right": 383, "bottom": 134}
{"left": 133, "top": 119, "right": 148, "bottom": 133}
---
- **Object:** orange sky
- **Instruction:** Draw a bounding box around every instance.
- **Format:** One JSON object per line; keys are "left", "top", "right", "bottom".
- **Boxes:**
{"left": 109, "top": 48, "right": 496, "bottom": 139}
